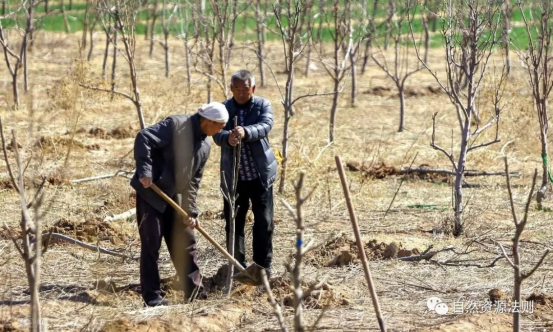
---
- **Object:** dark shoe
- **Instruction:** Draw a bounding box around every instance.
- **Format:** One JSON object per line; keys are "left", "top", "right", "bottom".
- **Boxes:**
{"left": 144, "top": 297, "right": 168, "bottom": 307}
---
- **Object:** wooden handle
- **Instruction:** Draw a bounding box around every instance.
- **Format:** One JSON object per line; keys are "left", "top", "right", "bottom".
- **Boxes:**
{"left": 149, "top": 183, "right": 246, "bottom": 273}
{"left": 335, "top": 156, "right": 386, "bottom": 332}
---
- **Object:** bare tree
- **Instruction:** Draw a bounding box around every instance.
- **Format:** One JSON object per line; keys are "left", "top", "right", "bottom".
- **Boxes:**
{"left": 501, "top": 0, "right": 512, "bottom": 74}
{"left": 101, "top": 15, "right": 114, "bottom": 78}
{"left": 0, "top": 0, "right": 37, "bottom": 108}
{"left": 383, "top": 0, "right": 396, "bottom": 50}
{"left": 159, "top": 0, "right": 179, "bottom": 78}
{"left": 1, "top": 119, "right": 47, "bottom": 332}
{"left": 272, "top": 1, "right": 341, "bottom": 193}
{"left": 517, "top": 1, "right": 553, "bottom": 209}
{"left": 177, "top": 0, "right": 194, "bottom": 94}
{"left": 83, "top": 1, "right": 146, "bottom": 130}
{"left": 280, "top": 171, "right": 329, "bottom": 332}
{"left": 317, "top": 0, "right": 353, "bottom": 143}
{"left": 193, "top": 1, "right": 216, "bottom": 102}
{"left": 420, "top": 0, "right": 431, "bottom": 64}
{"left": 149, "top": 0, "right": 160, "bottom": 57}
{"left": 254, "top": 0, "right": 267, "bottom": 86}
{"left": 499, "top": 160, "right": 549, "bottom": 332}
{"left": 372, "top": 4, "right": 422, "bottom": 132}
{"left": 84, "top": 1, "right": 101, "bottom": 61}
{"left": 411, "top": 0, "right": 506, "bottom": 236}
{"left": 360, "top": 0, "right": 380, "bottom": 74}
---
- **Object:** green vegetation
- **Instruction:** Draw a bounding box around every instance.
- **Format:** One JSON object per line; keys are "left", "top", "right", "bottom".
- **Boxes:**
{"left": 0, "top": 1, "right": 541, "bottom": 50}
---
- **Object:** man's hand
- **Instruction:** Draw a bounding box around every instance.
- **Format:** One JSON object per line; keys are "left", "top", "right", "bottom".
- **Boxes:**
{"left": 140, "top": 176, "right": 153, "bottom": 188}
{"left": 231, "top": 126, "right": 246, "bottom": 139}
{"left": 228, "top": 134, "right": 239, "bottom": 147}
{"left": 184, "top": 216, "right": 198, "bottom": 229}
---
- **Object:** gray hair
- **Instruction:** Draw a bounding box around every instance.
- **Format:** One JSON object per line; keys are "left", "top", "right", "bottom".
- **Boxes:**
{"left": 230, "top": 69, "right": 255, "bottom": 87}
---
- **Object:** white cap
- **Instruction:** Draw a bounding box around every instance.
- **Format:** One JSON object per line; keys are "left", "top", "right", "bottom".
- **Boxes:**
{"left": 198, "top": 102, "right": 229, "bottom": 124}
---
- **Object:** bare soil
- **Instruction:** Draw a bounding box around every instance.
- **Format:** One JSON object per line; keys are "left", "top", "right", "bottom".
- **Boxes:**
{"left": 0, "top": 31, "right": 551, "bottom": 332}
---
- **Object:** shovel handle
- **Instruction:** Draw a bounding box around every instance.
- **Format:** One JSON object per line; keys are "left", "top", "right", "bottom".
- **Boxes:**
{"left": 149, "top": 183, "right": 246, "bottom": 273}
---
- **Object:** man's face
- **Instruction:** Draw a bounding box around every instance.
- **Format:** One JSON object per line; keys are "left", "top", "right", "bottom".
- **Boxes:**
{"left": 231, "top": 78, "right": 255, "bottom": 105}
{"left": 202, "top": 120, "right": 226, "bottom": 136}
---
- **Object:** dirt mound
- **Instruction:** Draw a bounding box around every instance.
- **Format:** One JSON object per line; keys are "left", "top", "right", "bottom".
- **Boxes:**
{"left": 488, "top": 288, "right": 505, "bottom": 304}
{"left": 0, "top": 178, "right": 16, "bottom": 189}
{"left": 347, "top": 161, "right": 449, "bottom": 183}
{"left": 47, "top": 218, "right": 126, "bottom": 245}
{"left": 87, "top": 126, "right": 136, "bottom": 139}
{"left": 101, "top": 305, "right": 243, "bottom": 332}
{"left": 35, "top": 135, "right": 86, "bottom": 150}
{"left": 527, "top": 292, "right": 553, "bottom": 320}
{"left": 252, "top": 276, "right": 344, "bottom": 309}
{"left": 363, "top": 85, "right": 443, "bottom": 98}
{"left": 346, "top": 162, "right": 400, "bottom": 179}
{"left": 305, "top": 234, "right": 420, "bottom": 267}
{"left": 418, "top": 313, "right": 511, "bottom": 332}
{"left": 0, "top": 319, "right": 24, "bottom": 332}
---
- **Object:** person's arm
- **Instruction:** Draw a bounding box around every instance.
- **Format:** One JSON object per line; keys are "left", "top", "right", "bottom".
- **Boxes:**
{"left": 134, "top": 118, "right": 174, "bottom": 182}
{"left": 182, "top": 148, "right": 211, "bottom": 218}
{"left": 213, "top": 129, "right": 232, "bottom": 148}
{"left": 241, "top": 99, "right": 273, "bottom": 142}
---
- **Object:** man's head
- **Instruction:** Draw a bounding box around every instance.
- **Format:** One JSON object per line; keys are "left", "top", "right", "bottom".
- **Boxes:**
{"left": 198, "top": 102, "right": 228, "bottom": 136}
{"left": 230, "top": 70, "right": 256, "bottom": 105}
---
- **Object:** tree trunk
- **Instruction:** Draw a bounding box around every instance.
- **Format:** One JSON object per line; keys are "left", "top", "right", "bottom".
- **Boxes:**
{"left": 255, "top": 0, "right": 265, "bottom": 86}
{"left": 44, "top": 0, "right": 48, "bottom": 13}
{"left": 422, "top": 1, "right": 430, "bottom": 63}
{"left": 361, "top": 0, "right": 379, "bottom": 74}
{"left": 164, "top": 31, "right": 170, "bottom": 78}
{"left": 111, "top": 29, "right": 118, "bottom": 100}
{"left": 184, "top": 39, "right": 191, "bottom": 94}
{"left": 87, "top": 19, "right": 96, "bottom": 61}
{"left": 512, "top": 235, "right": 522, "bottom": 332}
{"left": 398, "top": 84, "right": 405, "bottom": 132}
{"left": 454, "top": 119, "right": 470, "bottom": 236}
{"left": 69, "top": 0, "right": 73, "bottom": 10}
{"left": 350, "top": 49, "right": 357, "bottom": 107}
{"left": 23, "top": 48, "right": 28, "bottom": 92}
{"left": 329, "top": 79, "right": 340, "bottom": 143}
{"left": 12, "top": 73, "right": 19, "bottom": 108}
{"left": 228, "top": 0, "right": 238, "bottom": 60}
{"left": 502, "top": 1, "right": 511, "bottom": 74}
{"left": 102, "top": 29, "right": 110, "bottom": 78}
{"left": 537, "top": 128, "right": 548, "bottom": 209}
{"left": 278, "top": 110, "right": 290, "bottom": 194}
{"left": 23, "top": 1, "right": 33, "bottom": 93}
{"left": 149, "top": 0, "right": 159, "bottom": 57}
{"left": 144, "top": 2, "right": 150, "bottom": 40}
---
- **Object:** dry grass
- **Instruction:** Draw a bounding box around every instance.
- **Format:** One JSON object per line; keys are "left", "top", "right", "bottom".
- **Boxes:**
{"left": 0, "top": 31, "right": 552, "bottom": 331}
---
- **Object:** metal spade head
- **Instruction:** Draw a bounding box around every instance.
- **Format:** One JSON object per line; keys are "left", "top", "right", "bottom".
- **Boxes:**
{"left": 232, "top": 263, "right": 265, "bottom": 286}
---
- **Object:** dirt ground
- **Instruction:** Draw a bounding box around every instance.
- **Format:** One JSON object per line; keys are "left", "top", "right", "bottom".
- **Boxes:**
{"left": 1, "top": 30, "right": 553, "bottom": 332}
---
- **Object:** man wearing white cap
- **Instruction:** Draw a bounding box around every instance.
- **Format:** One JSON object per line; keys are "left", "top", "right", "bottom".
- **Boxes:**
{"left": 131, "top": 102, "right": 228, "bottom": 307}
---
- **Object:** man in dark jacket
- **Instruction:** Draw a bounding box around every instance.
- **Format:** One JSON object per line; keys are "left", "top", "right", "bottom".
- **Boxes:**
{"left": 131, "top": 102, "right": 228, "bottom": 307}
{"left": 213, "top": 69, "right": 277, "bottom": 274}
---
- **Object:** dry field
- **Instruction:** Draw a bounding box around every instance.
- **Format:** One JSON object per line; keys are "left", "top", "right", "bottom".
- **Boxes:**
{"left": 0, "top": 31, "right": 552, "bottom": 331}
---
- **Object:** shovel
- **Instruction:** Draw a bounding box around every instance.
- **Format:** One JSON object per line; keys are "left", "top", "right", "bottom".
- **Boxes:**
{"left": 149, "top": 183, "right": 263, "bottom": 286}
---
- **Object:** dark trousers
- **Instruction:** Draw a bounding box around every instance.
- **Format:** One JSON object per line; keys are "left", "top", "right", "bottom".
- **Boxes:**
{"left": 224, "top": 179, "right": 274, "bottom": 269}
{"left": 136, "top": 193, "right": 202, "bottom": 302}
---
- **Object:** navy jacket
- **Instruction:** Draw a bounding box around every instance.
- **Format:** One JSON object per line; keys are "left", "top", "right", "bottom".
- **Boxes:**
{"left": 213, "top": 96, "right": 277, "bottom": 190}
{"left": 131, "top": 114, "right": 210, "bottom": 217}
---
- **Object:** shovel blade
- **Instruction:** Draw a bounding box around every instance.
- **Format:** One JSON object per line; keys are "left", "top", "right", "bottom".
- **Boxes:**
{"left": 232, "top": 263, "right": 265, "bottom": 286}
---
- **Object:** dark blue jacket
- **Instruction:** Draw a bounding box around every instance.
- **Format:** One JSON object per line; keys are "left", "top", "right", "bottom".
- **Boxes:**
{"left": 213, "top": 96, "right": 277, "bottom": 190}
{"left": 130, "top": 114, "right": 210, "bottom": 216}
